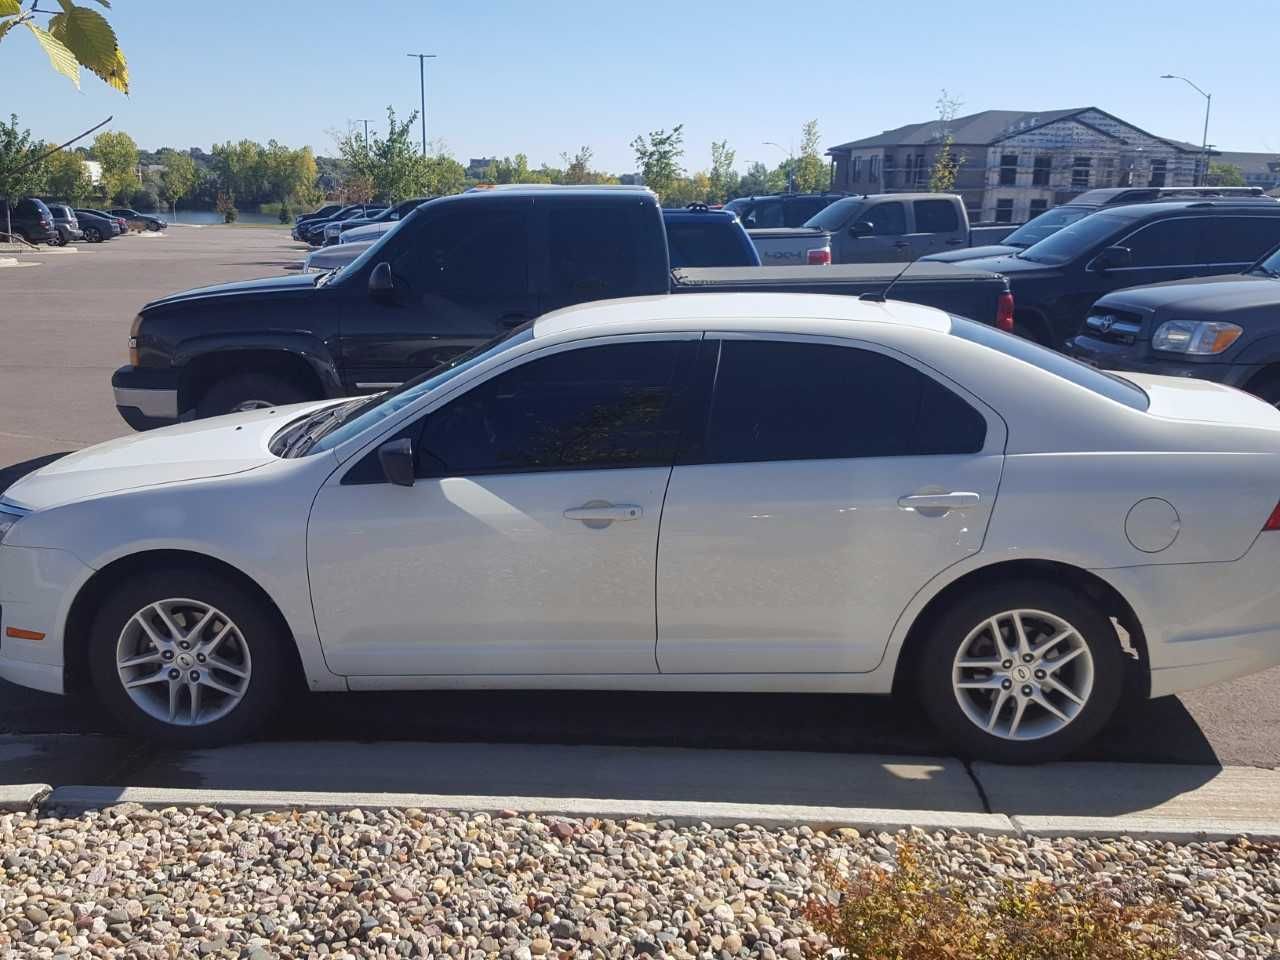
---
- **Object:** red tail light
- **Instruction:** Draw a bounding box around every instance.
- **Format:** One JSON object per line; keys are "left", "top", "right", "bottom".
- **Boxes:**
{"left": 996, "top": 291, "right": 1015, "bottom": 332}
{"left": 807, "top": 248, "right": 831, "bottom": 266}
{"left": 1264, "top": 501, "right": 1280, "bottom": 532}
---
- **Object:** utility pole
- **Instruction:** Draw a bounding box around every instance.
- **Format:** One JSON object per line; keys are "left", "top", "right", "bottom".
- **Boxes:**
{"left": 356, "top": 118, "right": 373, "bottom": 152}
{"left": 406, "top": 53, "right": 438, "bottom": 155}
{"left": 1160, "top": 74, "right": 1213, "bottom": 185}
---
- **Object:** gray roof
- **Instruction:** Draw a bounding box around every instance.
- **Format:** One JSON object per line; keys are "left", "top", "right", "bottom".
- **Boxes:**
{"left": 1214, "top": 151, "right": 1280, "bottom": 174}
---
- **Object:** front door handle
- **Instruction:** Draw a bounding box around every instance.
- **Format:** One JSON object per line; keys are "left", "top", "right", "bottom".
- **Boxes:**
{"left": 564, "top": 502, "right": 643, "bottom": 528}
{"left": 897, "top": 492, "right": 980, "bottom": 516}
{"left": 946, "top": 238, "right": 965, "bottom": 245}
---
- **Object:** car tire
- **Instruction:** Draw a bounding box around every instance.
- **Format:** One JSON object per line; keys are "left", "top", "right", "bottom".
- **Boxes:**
{"left": 915, "top": 580, "right": 1125, "bottom": 764}
{"left": 84, "top": 227, "right": 102, "bottom": 243}
{"left": 196, "top": 373, "right": 313, "bottom": 419}
{"left": 87, "top": 566, "right": 287, "bottom": 746}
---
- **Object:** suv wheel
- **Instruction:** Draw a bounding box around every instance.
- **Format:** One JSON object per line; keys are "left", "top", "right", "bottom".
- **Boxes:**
{"left": 196, "top": 373, "right": 313, "bottom": 419}
{"left": 916, "top": 581, "right": 1124, "bottom": 763}
{"left": 88, "top": 567, "right": 286, "bottom": 745}
{"left": 84, "top": 226, "right": 103, "bottom": 243}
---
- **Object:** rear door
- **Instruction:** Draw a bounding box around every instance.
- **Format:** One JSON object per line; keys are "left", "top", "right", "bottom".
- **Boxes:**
{"left": 741, "top": 198, "right": 784, "bottom": 229}
{"left": 656, "top": 335, "right": 1005, "bottom": 675}
{"left": 911, "top": 198, "right": 966, "bottom": 258}
{"left": 1197, "top": 216, "right": 1280, "bottom": 274}
{"left": 339, "top": 199, "right": 537, "bottom": 391}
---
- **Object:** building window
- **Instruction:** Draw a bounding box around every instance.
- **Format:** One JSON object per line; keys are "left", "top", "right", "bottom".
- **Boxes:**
{"left": 1072, "top": 157, "right": 1092, "bottom": 190}
{"left": 869, "top": 156, "right": 880, "bottom": 181}
{"left": 1097, "top": 157, "right": 1116, "bottom": 188}
{"left": 1032, "top": 156, "right": 1051, "bottom": 186}
{"left": 995, "top": 199, "right": 1015, "bottom": 223}
{"left": 999, "top": 154, "right": 1018, "bottom": 186}
{"left": 1149, "top": 158, "right": 1167, "bottom": 188}
{"left": 1028, "top": 199, "right": 1048, "bottom": 219}
{"left": 915, "top": 153, "right": 927, "bottom": 185}
{"left": 852, "top": 156, "right": 862, "bottom": 182}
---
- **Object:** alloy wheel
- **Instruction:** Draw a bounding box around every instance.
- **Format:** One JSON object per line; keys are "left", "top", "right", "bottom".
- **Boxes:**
{"left": 951, "top": 608, "right": 1094, "bottom": 741}
{"left": 115, "top": 598, "right": 252, "bottom": 726}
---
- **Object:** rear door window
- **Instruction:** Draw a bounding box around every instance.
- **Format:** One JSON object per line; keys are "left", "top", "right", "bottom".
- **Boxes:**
{"left": 785, "top": 197, "right": 830, "bottom": 226}
{"left": 1198, "top": 217, "right": 1280, "bottom": 265}
{"left": 748, "top": 199, "right": 784, "bottom": 228}
{"left": 666, "top": 221, "right": 755, "bottom": 267}
{"left": 913, "top": 199, "right": 961, "bottom": 233}
{"left": 542, "top": 203, "right": 657, "bottom": 311}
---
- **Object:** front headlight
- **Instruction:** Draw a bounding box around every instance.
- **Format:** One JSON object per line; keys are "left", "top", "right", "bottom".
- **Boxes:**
{"left": 1152, "top": 319, "right": 1243, "bottom": 355}
{"left": 0, "top": 508, "right": 27, "bottom": 544}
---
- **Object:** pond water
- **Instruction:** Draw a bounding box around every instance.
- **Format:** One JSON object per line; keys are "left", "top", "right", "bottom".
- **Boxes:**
{"left": 156, "top": 209, "right": 283, "bottom": 225}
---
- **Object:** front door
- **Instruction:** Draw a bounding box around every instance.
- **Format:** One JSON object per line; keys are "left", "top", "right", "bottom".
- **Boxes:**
{"left": 309, "top": 336, "right": 698, "bottom": 677}
{"left": 339, "top": 201, "right": 538, "bottom": 393}
{"left": 838, "top": 200, "right": 910, "bottom": 263}
{"left": 656, "top": 336, "right": 1005, "bottom": 675}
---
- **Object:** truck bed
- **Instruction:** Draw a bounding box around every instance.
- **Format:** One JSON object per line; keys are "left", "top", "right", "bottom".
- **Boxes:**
{"left": 671, "top": 263, "right": 1010, "bottom": 325}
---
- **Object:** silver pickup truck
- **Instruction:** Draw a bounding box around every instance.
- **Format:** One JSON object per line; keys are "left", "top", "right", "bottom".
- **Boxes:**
{"left": 745, "top": 192, "right": 1019, "bottom": 265}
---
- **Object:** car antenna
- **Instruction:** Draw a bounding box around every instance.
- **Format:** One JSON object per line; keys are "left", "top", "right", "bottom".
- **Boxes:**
{"left": 859, "top": 254, "right": 924, "bottom": 304}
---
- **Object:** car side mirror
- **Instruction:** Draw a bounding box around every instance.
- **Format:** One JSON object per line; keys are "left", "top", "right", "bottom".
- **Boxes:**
{"left": 849, "top": 221, "right": 875, "bottom": 237}
{"left": 369, "top": 261, "right": 395, "bottom": 296}
{"left": 1096, "top": 245, "right": 1133, "bottom": 270}
{"left": 377, "top": 438, "right": 415, "bottom": 487}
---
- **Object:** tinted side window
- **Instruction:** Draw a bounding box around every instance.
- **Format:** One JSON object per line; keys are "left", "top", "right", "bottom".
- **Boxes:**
{"left": 1199, "top": 217, "right": 1280, "bottom": 265}
{"left": 666, "top": 222, "right": 755, "bottom": 267}
{"left": 691, "top": 340, "right": 985, "bottom": 465}
{"left": 543, "top": 204, "right": 651, "bottom": 311}
{"left": 1120, "top": 217, "right": 1202, "bottom": 267}
{"left": 785, "top": 197, "right": 828, "bottom": 226}
{"left": 418, "top": 340, "right": 693, "bottom": 475}
{"left": 864, "top": 202, "right": 907, "bottom": 236}
{"left": 749, "top": 199, "right": 784, "bottom": 228}
{"left": 913, "top": 199, "right": 961, "bottom": 233}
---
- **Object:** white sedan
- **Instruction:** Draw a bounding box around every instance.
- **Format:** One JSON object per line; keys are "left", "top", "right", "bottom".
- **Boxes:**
{"left": 3, "top": 293, "right": 1280, "bottom": 762}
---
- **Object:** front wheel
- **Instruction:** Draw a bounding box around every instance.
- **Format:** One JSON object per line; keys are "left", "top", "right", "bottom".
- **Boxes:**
{"left": 195, "top": 373, "right": 313, "bottom": 419}
{"left": 916, "top": 581, "right": 1124, "bottom": 763}
{"left": 87, "top": 567, "right": 287, "bottom": 745}
{"left": 84, "top": 227, "right": 102, "bottom": 243}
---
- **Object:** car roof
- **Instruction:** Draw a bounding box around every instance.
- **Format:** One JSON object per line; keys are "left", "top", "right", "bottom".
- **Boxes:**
{"left": 662, "top": 207, "right": 738, "bottom": 223}
{"left": 532, "top": 292, "right": 951, "bottom": 342}
{"left": 1095, "top": 199, "right": 1280, "bottom": 222}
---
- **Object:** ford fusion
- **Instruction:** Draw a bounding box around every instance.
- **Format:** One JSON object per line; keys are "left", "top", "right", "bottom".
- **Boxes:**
{"left": 3, "top": 293, "right": 1280, "bottom": 762}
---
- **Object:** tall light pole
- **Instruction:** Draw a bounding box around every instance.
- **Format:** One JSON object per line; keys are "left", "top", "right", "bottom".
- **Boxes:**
{"left": 1161, "top": 74, "right": 1212, "bottom": 186}
{"left": 356, "top": 118, "right": 373, "bottom": 152}
{"left": 764, "top": 141, "right": 794, "bottom": 193}
{"left": 407, "top": 53, "right": 437, "bottom": 155}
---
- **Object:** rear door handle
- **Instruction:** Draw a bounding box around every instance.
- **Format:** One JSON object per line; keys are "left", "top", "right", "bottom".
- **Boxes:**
{"left": 897, "top": 492, "right": 981, "bottom": 515}
{"left": 564, "top": 502, "right": 643, "bottom": 527}
{"left": 946, "top": 238, "right": 965, "bottom": 246}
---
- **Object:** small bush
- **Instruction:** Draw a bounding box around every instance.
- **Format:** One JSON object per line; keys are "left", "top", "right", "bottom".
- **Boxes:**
{"left": 278, "top": 201, "right": 291, "bottom": 224}
{"left": 215, "top": 191, "right": 238, "bottom": 223}
{"left": 805, "top": 842, "right": 1185, "bottom": 960}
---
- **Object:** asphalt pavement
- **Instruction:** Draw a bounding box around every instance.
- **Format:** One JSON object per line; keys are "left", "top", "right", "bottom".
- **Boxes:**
{"left": 0, "top": 225, "right": 1276, "bottom": 778}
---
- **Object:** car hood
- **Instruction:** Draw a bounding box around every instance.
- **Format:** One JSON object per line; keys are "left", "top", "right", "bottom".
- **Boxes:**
{"left": 143, "top": 272, "right": 320, "bottom": 310}
{"left": 959, "top": 253, "right": 1055, "bottom": 276}
{"left": 923, "top": 244, "right": 1020, "bottom": 263}
{"left": 1097, "top": 273, "right": 1279, "bottom": 313}
{"left": 1, "top": 402, "right": 334, "bottom": 512}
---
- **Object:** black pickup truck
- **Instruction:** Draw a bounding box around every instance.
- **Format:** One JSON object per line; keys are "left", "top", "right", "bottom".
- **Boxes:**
{"left": 113, "top": 187, "right": 1013, "bottom": 429}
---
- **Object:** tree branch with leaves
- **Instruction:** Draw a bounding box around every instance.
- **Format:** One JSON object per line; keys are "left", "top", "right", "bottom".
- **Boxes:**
{"left": 0, "top": 0, "right": 129, "bottom": 93}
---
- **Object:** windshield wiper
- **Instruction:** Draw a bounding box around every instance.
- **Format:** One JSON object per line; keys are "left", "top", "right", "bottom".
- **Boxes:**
{"left": 284, "top": 399, "right": 363, "bottom": 457}
{"left": 1250, "top": 265, "right": 1280, "bottom": 279}
{"left": 314, "top": 268, "right": 339, "bottom": 288}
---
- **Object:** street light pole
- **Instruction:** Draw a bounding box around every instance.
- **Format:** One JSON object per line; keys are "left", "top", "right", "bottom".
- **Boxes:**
{"left": 407, "top": 53, "right": 437, "bottom": 155}
{"left": 356, "top": 118, "right": 373, "bottom": 151}
{"left": 1161, "top": 74, "right": 1212, "bottom": 186}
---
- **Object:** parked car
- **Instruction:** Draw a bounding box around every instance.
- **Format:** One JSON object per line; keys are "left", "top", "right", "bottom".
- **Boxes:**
{"left": 299, "top": 204, "right": 383, "bottom": 245}
{"left": 1065, "top": 242, "right": 1280, "bottom": 403}
{"left": 320, "top": 207, "right": 387, "bottom": 245}
{"left": 12, "top": 293, "right": 1280, "bottom": 760}
{"left": 109, "top": 208, "right": 167, "bottom": 232}
{"left": 112, "top": 187, "right": 1012, "bottom": 427}
{"left": 723, "top": 193, "right": 847, "bottom": 228}
{"left": 45, "top": 203, "right": 84, "bottom": 245}
{"left": 960, "top": 200, "right": 1280, "bottom": 347}
{"left": 925, "top": 186, "right": 1276, "bottom": 265}
{"left": 72, "top": 208, "right": 119, "bottom": 242}
{"left": 321, "top": 198, "right": 429, "bottom": 246}
{"left": 2, "top": 197, "right": 57, "bottom": 244}
{"left": 291, "top": 204, "right": 345, "bottom": 240}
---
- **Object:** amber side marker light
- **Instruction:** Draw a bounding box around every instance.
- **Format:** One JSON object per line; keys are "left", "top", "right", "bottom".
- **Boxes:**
{"left": 5, "top": 627, "right": 45, "bottom": 642}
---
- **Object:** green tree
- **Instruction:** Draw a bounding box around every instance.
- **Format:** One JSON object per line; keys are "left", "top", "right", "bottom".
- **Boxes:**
{"left": 708, "top": 140, "right": 737, "bottom": 203}
{"left": 420, "top": 153, "right": 466, "bottom": 196}
{"left": 43, "top": 146, "right": 93, "bottom": 204}
{"left": 1206, "top": 161, "right": 1246, "bottom": 187}
{"left": 211, "top": 139, "right": 267, "bottom": 202}
{"left": 91, "top": 129, "right": 138, "bottom": 203}
{"left": 736, "top": 161, "right": 771, "bottom": 197}
{"left": 157, "top": 149, "right": 197, "bottom": 214}
{"left": 929, "top": 89, "right": 965, "bottom": 194}
{"left": 484, "top": 153, "right": 553, "bottom": 185}
{"left": 215, "top": 191, "right": 237, "bottom": 223}
{"left": 263, "top": 141, "right": 317, "bottom": 205}
{"left": 337, "top": 107, "right": 439, "bottom": 201}
{"left": 0, "top": 0, "right": 129, "bottom": 93}
{"left": 0, "top": 115, "right": 49, "bottom": 203}
{"left": 631, "top": 125, "right": 684, "bottom": 201}
{"left": 793, "top": 119, "right": 825, "bottom": 193}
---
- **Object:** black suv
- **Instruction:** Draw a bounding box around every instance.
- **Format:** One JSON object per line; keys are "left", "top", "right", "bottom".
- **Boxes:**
{"left": 2, "top": 197, "right": 57, "bottom": 244}
{"left": 960, "top": 200, "right": 1280, "bottom": 347}
{"left": 722, "top": 193, "right": 846, "bottom": 228}
{"left": 1065, "top": 243, "right": 1280, "bottom": 404}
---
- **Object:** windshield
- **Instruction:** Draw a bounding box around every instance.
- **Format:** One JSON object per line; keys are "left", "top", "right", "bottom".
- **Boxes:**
{"left": 1251, "top": 244, "right": 1280, "bottom": 278}
{"left": 1001, "top": 206, "right": 1093, "bottom": 247}
{"left": 306, "top": 325, "right": 536, "bottom": 454}
{"left": 804, "top": 197, "right": 862, "bottom": 231}
{"left": 951, "top": 315, "right": 1148, "bottom": 410}
{"left": 1015, "top": 211, "right": 1127, "bottom": 265}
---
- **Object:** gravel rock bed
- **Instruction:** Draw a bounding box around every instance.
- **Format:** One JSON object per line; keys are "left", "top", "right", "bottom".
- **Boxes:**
{"left": 0, "top": 804, "right": 1277, "bottom": 959}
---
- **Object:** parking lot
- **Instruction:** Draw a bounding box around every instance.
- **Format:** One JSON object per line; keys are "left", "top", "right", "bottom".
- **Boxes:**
{"left": 0, "top": 224, "right": 1278, "bottom": 773}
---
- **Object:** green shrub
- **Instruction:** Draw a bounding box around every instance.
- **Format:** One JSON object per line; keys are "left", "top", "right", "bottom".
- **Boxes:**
{"left": 804, "top": 842, "right": 1186, "bottom": 960}
{"left": 215, "top": 191, "right": 238, "bottom": 223}
{"left": 278, "top": 201, "right": 291, "bottom": 224}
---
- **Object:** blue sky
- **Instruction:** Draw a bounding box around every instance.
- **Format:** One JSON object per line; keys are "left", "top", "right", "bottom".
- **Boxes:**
{"left": 2, "top": 0, "right": 1275, "bottom": 173}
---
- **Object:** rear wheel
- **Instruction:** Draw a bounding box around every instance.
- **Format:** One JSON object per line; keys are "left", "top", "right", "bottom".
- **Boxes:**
{"left": 87, "top": 567, "right": 286, "bottom": 746}
{"left": 916, "top": 581, "right": 1124, "bottom": 763}
{"left": 195, "top": 373, "right": 313, "bottom": 419}
{"left": 84, "top": 226, "right": 103, "bottom": 243}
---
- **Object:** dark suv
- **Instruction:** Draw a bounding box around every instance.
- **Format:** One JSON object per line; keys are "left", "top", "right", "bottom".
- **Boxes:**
{"left": 1065, "top": 243, "right": 1280, "bottom": 404}
{"left": 2, "top": 197, "right": 57, "bottom": 244}
{"left": 959, "top": 200, "right": 1280, "bottom": 347}
{"left": 722, "top": 193, "right": 846, "bottom": 228}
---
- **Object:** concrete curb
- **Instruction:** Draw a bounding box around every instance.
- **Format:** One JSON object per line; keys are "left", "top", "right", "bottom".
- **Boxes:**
{"left": 42, "top": 786, "right": 1018, "bottom": 835}
{"left": 0, "top": 784, "right": 51, "bottom": 811}
{"left": 1012, "top": 814, "right": 1280, "bottom": 842}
